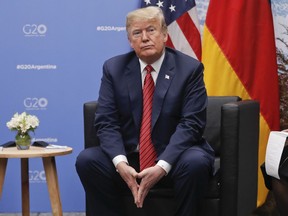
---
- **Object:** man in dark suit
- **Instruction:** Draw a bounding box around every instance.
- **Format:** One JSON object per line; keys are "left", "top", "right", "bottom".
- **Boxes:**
{"left": 76, "top": 6, "right": 214, "bottom": 216}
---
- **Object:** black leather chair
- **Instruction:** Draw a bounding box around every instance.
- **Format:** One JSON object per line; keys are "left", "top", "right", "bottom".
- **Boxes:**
{"left": 83, "top": 96, "right": 260, "bottom": 216}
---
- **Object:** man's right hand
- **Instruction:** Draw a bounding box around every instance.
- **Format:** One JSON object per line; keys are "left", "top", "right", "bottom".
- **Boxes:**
{"left": 116, "top": 161, "right": 139, "bottom": 204}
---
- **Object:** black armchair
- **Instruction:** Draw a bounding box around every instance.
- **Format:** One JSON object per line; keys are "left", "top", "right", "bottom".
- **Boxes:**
{"left": 83, "top": 96, "right": 259, "bottom": 216}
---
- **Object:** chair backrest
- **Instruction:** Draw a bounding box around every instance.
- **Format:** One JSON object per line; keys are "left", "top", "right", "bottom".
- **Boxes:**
{"left": 83, "top": 101, "right": 99, "bottom": 148}
{"left": 83, "top": 96, "right": 241, "bottom": 155}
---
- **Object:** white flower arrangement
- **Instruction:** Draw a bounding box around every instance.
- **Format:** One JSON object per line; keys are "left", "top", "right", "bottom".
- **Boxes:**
{"left": 6, "top": 112, "right": 40, "bottom": 135}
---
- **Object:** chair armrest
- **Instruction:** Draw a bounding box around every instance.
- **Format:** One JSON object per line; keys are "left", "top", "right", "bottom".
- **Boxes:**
{"left": 220, "top": 100, "right": 259, "bottom": 216}
{"left": 83, "top": 101, "right": 99, "bottom": 149}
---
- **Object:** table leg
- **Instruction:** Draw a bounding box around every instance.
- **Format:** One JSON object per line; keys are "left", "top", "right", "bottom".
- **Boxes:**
{"left": 0, "top": 158, "right": 8, "bottom": 198}
{"left": 21, "top": 158, "right": 30, "bottom": 216}
{"left": 42, "top": 157, "right": 63, "bottom": 216}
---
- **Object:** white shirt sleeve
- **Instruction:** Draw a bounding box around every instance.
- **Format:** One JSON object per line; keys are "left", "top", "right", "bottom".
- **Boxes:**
{"left": 157, "top": 160, "right": 172, "bottom": 175}
{"left": 112, "top": 155, "right": 128, "bottom": 168}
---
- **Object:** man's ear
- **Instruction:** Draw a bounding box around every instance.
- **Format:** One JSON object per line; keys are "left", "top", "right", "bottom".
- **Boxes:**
{"left": 163, "top": 32, "right": 168, "bottom": 43}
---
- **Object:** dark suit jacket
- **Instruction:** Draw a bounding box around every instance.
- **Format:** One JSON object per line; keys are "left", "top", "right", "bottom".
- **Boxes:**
{"left": 95, "top": 47, "right": 214, "bottom": 166}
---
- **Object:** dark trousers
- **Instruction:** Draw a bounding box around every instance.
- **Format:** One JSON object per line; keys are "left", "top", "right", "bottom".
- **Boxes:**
{"left": 75, "top": 146, "right": 214, "bottom": 216}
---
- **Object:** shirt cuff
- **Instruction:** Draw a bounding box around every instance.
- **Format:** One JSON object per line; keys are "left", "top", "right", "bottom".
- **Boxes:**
{"left": 112, "top": 155, "right": 128, "bottom": 168}
{"left": 157, "top": 160, "right": 171, "bottom": 175}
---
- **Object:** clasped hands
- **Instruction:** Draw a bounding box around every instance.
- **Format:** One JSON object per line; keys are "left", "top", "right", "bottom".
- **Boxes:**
{"left": 116, "top": 162, "right": 166, "bottom": 208}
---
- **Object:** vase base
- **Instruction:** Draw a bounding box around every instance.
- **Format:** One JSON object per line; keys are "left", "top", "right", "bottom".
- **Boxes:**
{"left": 16, "top": 145, "right": 30, "bottom": 150}
{"left": 15, "top": 133, "right": 31, "bottom": 150}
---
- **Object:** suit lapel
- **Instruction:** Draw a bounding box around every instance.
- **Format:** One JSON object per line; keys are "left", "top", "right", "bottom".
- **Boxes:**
{"left": 152, "top": 51, "right": 175, "bottom": 129}
{"left": 125, "top": 58, "right": 143, "bottom": 129}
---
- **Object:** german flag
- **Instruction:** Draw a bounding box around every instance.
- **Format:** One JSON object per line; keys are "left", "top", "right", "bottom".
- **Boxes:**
{"left": 202, "top": 0, "right": 280, "bottom": 206}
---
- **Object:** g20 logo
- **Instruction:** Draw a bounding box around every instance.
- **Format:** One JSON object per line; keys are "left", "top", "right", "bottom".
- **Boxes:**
{"left": 23, "top": 24, "right": 47, "bottom": 36}
{"left": 29, "top": 170, "right": 46, "bottom": 183}
{"left": 24, "top": 97, "right": 48, "bottom": 110}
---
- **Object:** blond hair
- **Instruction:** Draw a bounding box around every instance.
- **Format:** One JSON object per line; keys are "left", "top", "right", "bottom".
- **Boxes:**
{"left": 126, "top": 6, "right": 167, "bottom": 34}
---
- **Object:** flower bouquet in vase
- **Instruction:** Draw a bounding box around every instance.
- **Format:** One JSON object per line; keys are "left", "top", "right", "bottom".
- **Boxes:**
{"left": 6, "top": 112, "right": 40, "bottom": 150}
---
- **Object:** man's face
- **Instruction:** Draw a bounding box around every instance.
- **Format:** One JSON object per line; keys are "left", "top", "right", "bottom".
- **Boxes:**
{"left": 128, "top": 19, "right": 168, "bottom": 64}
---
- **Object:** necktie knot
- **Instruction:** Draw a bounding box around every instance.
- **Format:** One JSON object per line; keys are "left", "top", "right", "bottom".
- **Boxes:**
{"left": 145, "top": 65, "right": 154, "bottom": 74}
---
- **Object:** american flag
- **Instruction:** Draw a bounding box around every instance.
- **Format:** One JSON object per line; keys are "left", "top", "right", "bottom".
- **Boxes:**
{"left": 141, "top": 0, "right": 202, "bottom": 60}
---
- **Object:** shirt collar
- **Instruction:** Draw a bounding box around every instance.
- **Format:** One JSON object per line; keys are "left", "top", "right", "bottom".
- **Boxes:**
{"left": 139, "top": 51, "right": 165, "bottom": 74}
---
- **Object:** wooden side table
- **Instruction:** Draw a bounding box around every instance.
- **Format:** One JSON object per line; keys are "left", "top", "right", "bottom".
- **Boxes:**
{"left": 0, "top": 146, "right": 73, "bottom": 216}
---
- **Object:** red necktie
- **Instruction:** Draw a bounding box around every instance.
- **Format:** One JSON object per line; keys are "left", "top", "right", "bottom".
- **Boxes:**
{"left": 139, "top": 65, "right": 157, "bottom": 171}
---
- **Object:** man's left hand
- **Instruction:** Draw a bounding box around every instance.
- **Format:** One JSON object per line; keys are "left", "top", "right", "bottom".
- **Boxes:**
{"left": 135, "top": 165, "right": 166, "bottom": 208}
